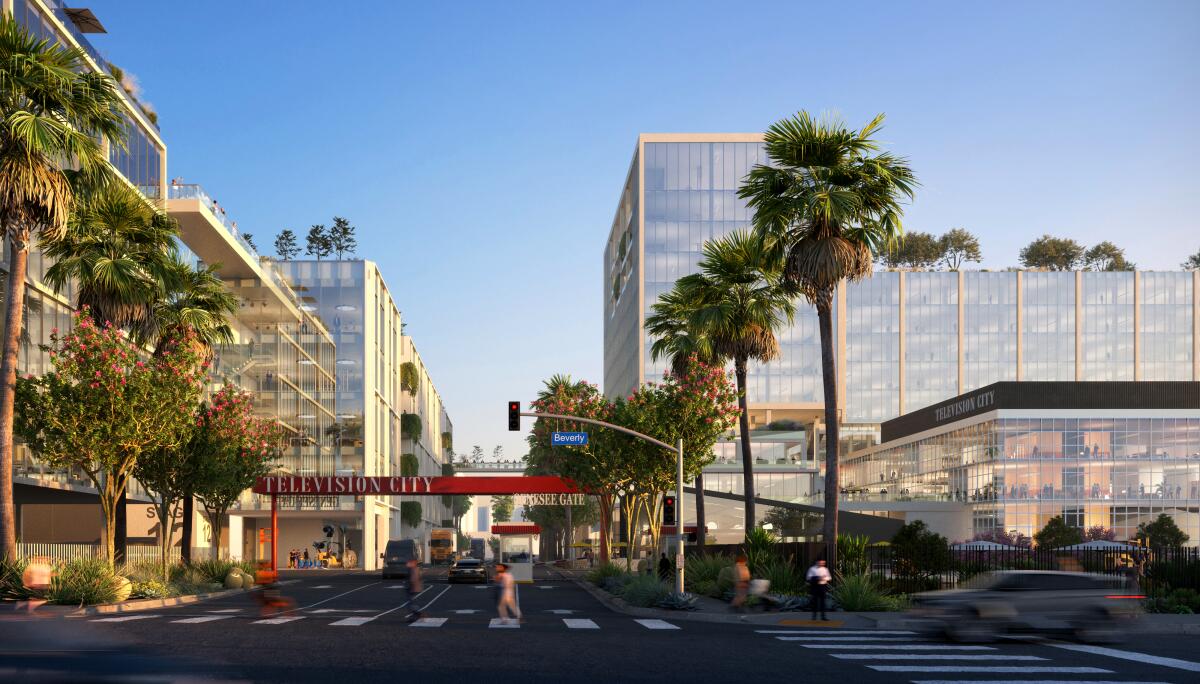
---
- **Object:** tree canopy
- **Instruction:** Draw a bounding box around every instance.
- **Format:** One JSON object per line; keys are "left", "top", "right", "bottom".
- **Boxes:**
{"left": 1019, "top": 235, "right": 1085, "bottom": 270}
{"left": 1137, "top": 513, "right": 1189, "bottom": 548}
{"left": 1082, "top": 241, "right": 1135, "bottom": 271}
{"left": 879, "top": 230, "right": 943, "bottom": 270}
{"left": 274, "top": 229, "right": 300, "bottom": 260}
{"left": 1033, "top": 515, "right": 1083, "bottom": 549}
{"left": 939, "top": 228, "right": 982, "bottom": 269}
{"left": 305, "top": 224, "right": 331, "bottom": 259}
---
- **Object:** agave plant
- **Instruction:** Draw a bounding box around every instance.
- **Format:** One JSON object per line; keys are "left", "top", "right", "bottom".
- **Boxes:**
{"left": 657, "top": 591, "right": 700, "bottom": 611}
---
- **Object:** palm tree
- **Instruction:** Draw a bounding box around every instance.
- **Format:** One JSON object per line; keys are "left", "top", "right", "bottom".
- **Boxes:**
{"left": 152, "top": 258, "right": 239, "bottom": 565}
{"left": 740, "top": 112, "right": 916, "bottom": 564}
{"left": 0, "top": 18, "right": 124, "bottom": 560}
{"left": 673, "top": 231, "right": 795, "bottom": 534}
{"left": 43, "top": 183, "right": 182, "bottom": 342}
{"left": 646, "top": 287, "right": 717, "bottom": 553}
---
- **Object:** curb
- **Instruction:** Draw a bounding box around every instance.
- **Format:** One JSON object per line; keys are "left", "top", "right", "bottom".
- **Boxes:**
{"left": 48, "top": 586, "right": 262, "bottom": 617}
{"left": 573, "top": 579, "right": 810, "bottom": 625}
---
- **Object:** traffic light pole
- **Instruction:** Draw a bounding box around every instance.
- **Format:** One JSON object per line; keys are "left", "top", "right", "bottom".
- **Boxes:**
{"left": 517, "top": 410, "right": 686, "bottom": 595}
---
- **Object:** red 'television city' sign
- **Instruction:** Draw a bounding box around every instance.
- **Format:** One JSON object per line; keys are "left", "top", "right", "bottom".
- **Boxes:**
{"left": 252, "top": 475, "right": 580, "bottom": 496}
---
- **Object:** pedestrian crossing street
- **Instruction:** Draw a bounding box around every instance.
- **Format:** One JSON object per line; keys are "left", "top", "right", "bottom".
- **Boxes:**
{"left": 754, "top": 628, "right": 1187, "bottom": 683}
{"left": 88, "top": 610, "right": 685, "bottom": 631}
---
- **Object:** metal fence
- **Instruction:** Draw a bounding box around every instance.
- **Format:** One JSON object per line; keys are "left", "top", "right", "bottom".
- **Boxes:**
{"left": 16, "top": 543, "right": 231, "bottom": 565}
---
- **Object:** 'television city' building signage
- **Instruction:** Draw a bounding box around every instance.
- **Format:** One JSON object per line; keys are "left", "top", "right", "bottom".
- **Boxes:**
{"left": 252, "top": 475, "right": 580, "bottom": 496}
{"left": 934, "top": 389, "right": 995, "bottom": 424}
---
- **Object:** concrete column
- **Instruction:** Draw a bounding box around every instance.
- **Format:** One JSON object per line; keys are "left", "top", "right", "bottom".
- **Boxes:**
{"left": 1015, "top": 271, "right": 1024, "bottom": 381}
{"left": 228, "top": 515, "right": 243, "bottom": 561}
{"left": 1134, "top": 271, "right": 1142, "bottom": 381}
{"left": 1194, "top": 270, "right": 1199, "bottom": 381}
{"left": 897, "top": 271, "right": 906, "bottom": 414}
{"left": 1075, "top": 271, "right": 1083, "bottom": 381}
{"left": 957, "top": 270, "right": 965, "bottom": 395}
{"left": 363, "top": 496, "right": 376, "bottom": 571}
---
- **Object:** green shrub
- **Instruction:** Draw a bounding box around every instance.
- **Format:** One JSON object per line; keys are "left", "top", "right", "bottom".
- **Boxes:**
{"left": 132, "top": 579, "right": 170, "bottom": 599}
{"left": 188, "top": 559, "right": 241, "bottom": 584}
{"left": 1146, "top": 588, "right": 1200, "bottom": 614}
{"left": 744, "top": 527, "right": 778, "bottom": 574}
{"left": 120, "top": 559, "right": 166, "bottom": 584}
{"left": 759, "top": 558, "right": 805, "bottom": 596}
{"left": 836, "top": 534, "right": 870, "bottom": 576}
{"left": 47, "top": 557, "right": 120, "bottom": 605}
{"left": 586, "top": 562, "right": 626, "bottom": 587}
{"left": 0, "top": 556, "right": 33, "bottom": 600}
{"left": 690, "top": 579, "right": 718, "bottom": 598}
{"left": 657, "top": 592, "right": 699, "bottom": 610}
{"left": 832, "top": 573, "right": 901, "bottom": 612}
{"left": 621, "top": 574, "right": 671, "bottom": 607}
{"left": 684, "top": 554, "right": 731, "bottom": 590}
{"left": 1144, "top": 560, "right": 1200, "bottom": 593}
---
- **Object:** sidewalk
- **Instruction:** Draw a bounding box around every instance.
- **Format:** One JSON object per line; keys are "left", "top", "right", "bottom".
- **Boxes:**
{"left": 577, "top": 579, "right": 1200, "bottom": 633}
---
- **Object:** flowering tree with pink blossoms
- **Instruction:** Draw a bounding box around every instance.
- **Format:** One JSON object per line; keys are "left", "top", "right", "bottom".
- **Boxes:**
{"left": 190, "top": 383, "right": 283, "bottom": 561}
{"left": 15, "top": 311, "right": 205, "bottom": 566}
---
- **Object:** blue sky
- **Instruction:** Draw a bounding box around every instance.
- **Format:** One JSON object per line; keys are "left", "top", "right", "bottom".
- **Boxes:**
{"left": 87, "top": 0, "right": 1198, "bottom": 460}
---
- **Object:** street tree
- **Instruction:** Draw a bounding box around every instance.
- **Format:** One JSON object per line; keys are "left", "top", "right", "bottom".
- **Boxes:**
{"left": 490, "top": 495, "right": 514, "bottom": 523}
{"left": 1137, "top": 513, "right": 1189, "bottom": 548}
{"left": 274, "top": 229, "right": 300, "bottom": 260}
{"left": 741, "top": 111, "right": 916, "bottom": 565}
{"left": 191, "top": 384, "right": 283, "bottom": 561}
{"left": 1019, "top": 234, "right": 1084, "bottom": 270}
{"left": 1084, "top": 525, "right": 1116, "bottom": 541}
{"left": 1082, "top": 241, "right": 1134, "bottom": 271}
{"left": 879, "top": 231, "right": 942, "bottom": 270}
{"left": 1033, "top": 515, "right": 1083, "bottom": 549}
{"left": 939, "top": 228, "right": 982, "bottom": 270}
{"left": 242, "top": 233, "right": 257, "bottom": 253}
{"left": 764, "top": 506, "right": 822, "bottom": 539}
{"left": 329, "top": 216, "right": 358, "bottom": 259}
{"left": 14, "top": 312, "right": 206, "bottom": 565}
{"left": 672, "top": 231, "right": 795, "bottom": 534}
{"left": 305, "top": 224, "right": 331, "bottom": 260}
{"left": 0, "top": 17, "right": 126, "bottom": 559}
{"left": 1183, "top": 249, "right": 1200, "bottom": 271}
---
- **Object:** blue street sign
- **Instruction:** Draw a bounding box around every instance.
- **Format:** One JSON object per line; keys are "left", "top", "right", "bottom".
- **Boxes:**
{"left": 551, "top": 431, "right": 589, "bottom": 446}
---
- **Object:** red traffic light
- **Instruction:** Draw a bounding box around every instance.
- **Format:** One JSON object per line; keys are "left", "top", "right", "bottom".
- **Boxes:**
{"left": 508, "top": 401, "right": 521, "bottom": 431}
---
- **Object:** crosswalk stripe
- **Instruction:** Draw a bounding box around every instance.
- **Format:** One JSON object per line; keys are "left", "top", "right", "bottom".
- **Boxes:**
{"left": 802, "top": 644, "right": 995, "bottom": 651}
{"left": 775, "top": 636, "right": 922, "bottom": 641}
{"left": 253, "top": 616, "right": 305, "bottom": 625}
{"left": 489, "top": 618, "right": 520, "bottom": 629}
{"left": 634, "top": 619, "right": 679, "bottom": 630}
{"left": 410, "top": 618, "right": 447, "bottom": 628}
{"left": 172, "top": 616, "right": 234, "bottom": 624}
{"left": 208, "top": 609, "right": 242, "bottom": 613}
{"left": 91, "top": 615, "right": 159, "bottom": 622}
{"left": 831, "top": 654, "right": 1045, "bottom": 661}
{"left": 330, "top": 617, "right": 376, "bottom": 626}
{"left": 563, "top": 619, "right": 599, "bottom": 629}
{"left": 868, "top": 666, "right": 1112, "bottom": 673}
{"left": 757, "top": 630, "right": 914, "bottom": 635}
{"left": 1043, "top": 642, "right": 1200, "bottom": 672}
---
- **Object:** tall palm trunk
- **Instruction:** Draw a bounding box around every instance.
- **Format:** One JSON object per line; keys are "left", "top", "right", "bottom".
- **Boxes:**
{"left": 735, "top": 357, "right": 755, "bottom": 534}
{"left": 816, "top": 290, "right": 839, "bottom": 567}
{"left": 0, "top": 240, "right": 28, "bottom": 560}
{"left": 694, "top": 473, "right": 706, "bottom": 556}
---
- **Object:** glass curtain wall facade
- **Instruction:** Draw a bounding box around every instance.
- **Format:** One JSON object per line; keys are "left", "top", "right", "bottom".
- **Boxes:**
{"left": 841, "top": 413, "right": 1200, "bottom": 543}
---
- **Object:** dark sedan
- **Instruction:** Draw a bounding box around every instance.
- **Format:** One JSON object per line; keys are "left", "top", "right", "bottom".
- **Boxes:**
{"left": 447, "top": 558, "right": 489, "bottom": 583}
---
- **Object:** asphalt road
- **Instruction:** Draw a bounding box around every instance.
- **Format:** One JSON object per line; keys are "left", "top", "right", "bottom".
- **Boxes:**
{"left": 4, "top": 568, "right": 1200, "bottom": 683}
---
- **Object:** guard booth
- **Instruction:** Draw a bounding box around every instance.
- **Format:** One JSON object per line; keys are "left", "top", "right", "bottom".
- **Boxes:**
{"left": 492, "top": 522, "right": 539, "bottom": 583}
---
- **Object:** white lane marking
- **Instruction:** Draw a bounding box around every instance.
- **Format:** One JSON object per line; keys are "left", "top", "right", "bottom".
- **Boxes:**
{"left": 833, "top": 654, "right": 1046, "bottom": 661}
{"left": 410, "top": 617, "right": 447, "bottom": 628}
{"left": 385, "top": 585, "right": 410, "bottom": 590}
{"left": 91, "top": 615, "right": 159, "bottom": 622}
{"left": 473, "top": 586, "right": 491, "bottom": 590}
{"left": 564, "top": 619, "right": 599, "bottom": 629}
{"left": 330, "top": 616, "right": 375, "bottom": 626}
{"left": 545, "top": 609, "right": 576, "bottom": 615}
{"left": 172, "top": 616, "right": 234, "bottom": 624}
{"left": 309, "top": 609, "right": 375, "bottom": 613}
{"left": 802, "top": 644, "right": 995, "bottom": 651}
{"left": 634, "top": 619, "right": 679, "bottom": 630}
{"left": 489, "top": 618, "right": 520, "bottom": 628}
{"left": 371, "top": 584, "right": 452, "bottom": 623}
{"left": 253, "top": 616, "right": 305, "bottom": 625}
{"left": 1043, "top": 642, "right": 1200, "bottom": 672}
{"left": 757, "top": 629, "right": 915, "bottom": 635}
{"left": 536, "top": 586, "right": 554, "bottom": 589}
{"left": 289, "top": 582, "right": 381, "bottom": 612}
{"left": 868, "top": 666, "right": 1112, "bottom": 673}
{"left": 451, "top": 609, "right": 480, "bottom": 614}
{"left": 311, "top": 585, "right": 333, "bottom": 589}
{"left": 775, "top": 636, "right": 924, "bottom": 641}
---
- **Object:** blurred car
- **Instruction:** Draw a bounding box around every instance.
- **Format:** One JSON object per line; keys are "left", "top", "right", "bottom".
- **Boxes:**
{"left": 447, "top": 558, "right": 489, "bottom": 584}
{"left": 908, "top": 570, "right": 1143, "bottom": 643}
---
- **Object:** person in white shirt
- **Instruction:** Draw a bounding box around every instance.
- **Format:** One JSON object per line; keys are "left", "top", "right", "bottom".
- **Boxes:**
{"left": 806, "top": 559, "right": 832, "bottom": 620}
{"left": 496, "top": 563, "right": 522, "bottom": 624}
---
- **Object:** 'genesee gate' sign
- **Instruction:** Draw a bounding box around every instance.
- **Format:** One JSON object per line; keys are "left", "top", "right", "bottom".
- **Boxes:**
{"left": 252, "top": 475, "right": 580, "bottom": 496}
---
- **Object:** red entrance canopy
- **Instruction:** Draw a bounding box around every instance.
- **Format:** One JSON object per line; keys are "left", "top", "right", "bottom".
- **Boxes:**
{"left": 491, "top": 523, "right": 541, "bottom": 535}
{"left": 252, "top": 475, "right": 580, "bottom": 496}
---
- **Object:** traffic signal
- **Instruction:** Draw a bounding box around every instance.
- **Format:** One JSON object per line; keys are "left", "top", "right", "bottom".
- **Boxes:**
{"left": 663, "top": 495, "right": 676, "bottom": 526}
{"left": 508, "top": 401, "right": 521, "bottom": 431}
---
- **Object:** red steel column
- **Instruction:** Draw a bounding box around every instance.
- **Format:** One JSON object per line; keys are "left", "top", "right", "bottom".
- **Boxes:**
{"left": 270, "top": 494, "right": 278, "bottom": 574}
